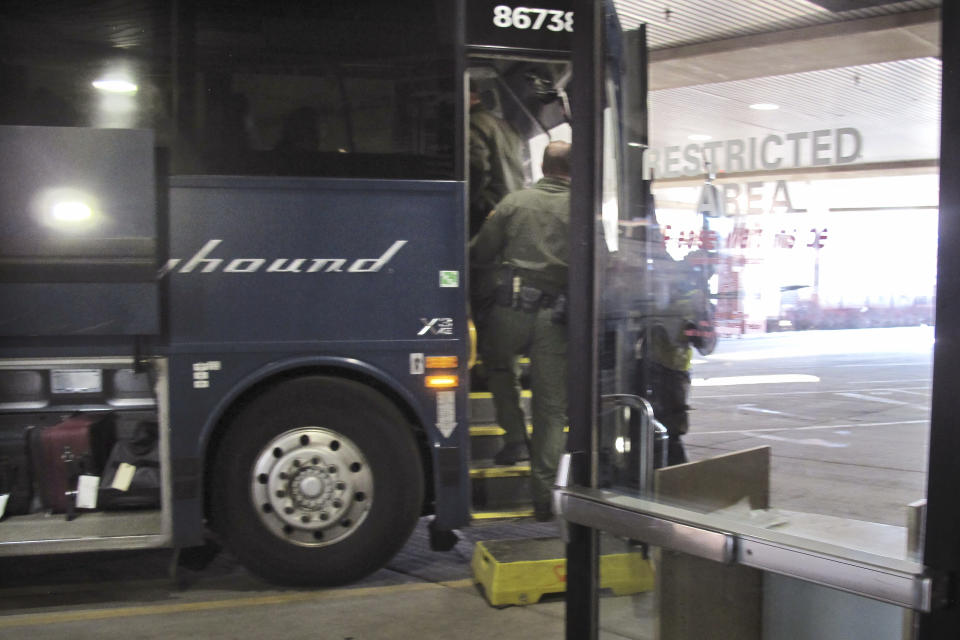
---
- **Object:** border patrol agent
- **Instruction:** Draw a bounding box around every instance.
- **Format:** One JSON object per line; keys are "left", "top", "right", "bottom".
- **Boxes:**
{"left": 470, "top": 141, "right": 571, "bottom": 521}
{"left": 638, "top": 249, "right": 716, "bottom": 465}
{"left": 469, "top": 87, "right": 525, "bottom": 238}
{"left": 468, "top": 84, "right": 526, "bottom": 369}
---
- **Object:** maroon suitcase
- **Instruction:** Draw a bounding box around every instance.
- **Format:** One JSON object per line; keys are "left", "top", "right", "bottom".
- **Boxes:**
{"left": 29, "top": 413, "right": 115, "bottom": 513}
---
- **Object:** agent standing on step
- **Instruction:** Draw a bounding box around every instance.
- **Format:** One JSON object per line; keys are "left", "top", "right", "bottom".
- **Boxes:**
{"left": 469, "top": 141, "right": 571, "bottom": 522}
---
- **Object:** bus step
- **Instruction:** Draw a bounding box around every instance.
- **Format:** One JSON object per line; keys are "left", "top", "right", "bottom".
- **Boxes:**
{"left": 471, "top": 537, "right": 655, "bottom": 607}
{"left": 468, "top": 391, "right": 531, "bottom": 427}
{"left": 470, "top": 507, "right": 535, "bottom": 521}
{"left": 470, "top": 462, "right": 530, "bottom": 478}
{"left": 469, "top": 358, "right": 531, "bottom": 394}
{"left": 470, "top": 462, "right": 531, "bottom": 511}
{"left": 468, "top": 423, "right": 568, "bottom": 461}
{"left": 468, "top": 423, "right": 527, "bottom": 460}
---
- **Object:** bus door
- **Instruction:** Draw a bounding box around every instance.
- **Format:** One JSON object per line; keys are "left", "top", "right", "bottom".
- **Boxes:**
{"left": 463, "top": 2, "right": 574, "bottom": 485}
{"left": 465, "top": 56, "right": 571, "bottom": 376}
{"left": 561, "top": 1, "right": 958, "bottom": 639}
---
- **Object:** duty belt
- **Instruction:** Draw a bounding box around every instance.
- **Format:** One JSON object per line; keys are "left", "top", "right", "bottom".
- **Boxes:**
{"left": 494, "top": 278, "right": 567, "bottom": 324}
{"left": 516, "top": 285, "right": 555, "bottom": 312}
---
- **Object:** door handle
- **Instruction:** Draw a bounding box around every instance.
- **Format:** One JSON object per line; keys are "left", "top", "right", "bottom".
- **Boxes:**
{"left": 554, "top": 484, "right": 942, "bottom": 612}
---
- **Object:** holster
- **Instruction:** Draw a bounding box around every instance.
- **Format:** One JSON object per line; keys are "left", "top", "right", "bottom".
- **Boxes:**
{"left": 494, "top": 266, "right": 515, "bottom": 307}
{"left": 550, "top": 294, "right": 567, "bottom": 324}
{"left": 493, "top": 268, "right": 566, "bottom": 322}
{"left": 518, "top": 286, "right": 543, "bottom": 312}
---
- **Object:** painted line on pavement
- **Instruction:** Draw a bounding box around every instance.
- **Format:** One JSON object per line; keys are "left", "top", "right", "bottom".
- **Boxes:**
{"left": 896, "top": 389, "right": 932, "bottom": 397}
{"left": 750, "top": 433, "right": 848, "bottom": 448}
{"left": 844, "top": 379, "right": 931, "bottom": 385}
{"left": 0, "top": 579, "right": 476, "bottom": 630}
{"left": 834, "top": 392, "right": 911, "bottom": 406}
{"left": 692, "top": 374, "right": 820, "bottom": 387}
{"left": 834, "top": 391, "right": 929, "bottom": 411}
{"left": 688, "top": 419, "right": 927, "bottom": 437}
{"left": 736, "top": 404, "right": 805, "bottom": 419}
{"left": 695, "top": 385, "right": 929, "bottom": 399}
{"left": 836, "top": 362, "right": 929, "bottom": 367}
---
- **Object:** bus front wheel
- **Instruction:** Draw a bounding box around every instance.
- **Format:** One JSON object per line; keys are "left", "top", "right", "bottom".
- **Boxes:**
{"left": 209, "top": 376, "right": 424, "bottom": 586}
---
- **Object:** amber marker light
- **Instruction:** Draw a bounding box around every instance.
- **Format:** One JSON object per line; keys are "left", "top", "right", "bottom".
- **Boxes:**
{"left": 425, "top": 356, "right": 459, "bottom": 369}
{"left": 425, "top": 374, "right": 459, "bottom": 389}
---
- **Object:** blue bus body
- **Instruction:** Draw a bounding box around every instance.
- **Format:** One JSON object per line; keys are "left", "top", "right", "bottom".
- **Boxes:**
{"left": 0, "top": 0, "right": 577, "bottom": 584}
{"left": 163, "top": 176, "right": 470, "bottom": 543}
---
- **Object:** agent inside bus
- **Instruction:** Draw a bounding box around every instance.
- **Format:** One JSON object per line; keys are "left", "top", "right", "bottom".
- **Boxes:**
{"left": 468, "top": 79, "right": 526, "bottom": 391}
{"left": 470, "top": 141, "right": 571, "bottom": 522}
{"left": 468, "top": 81, "right": 525, "bottom": 238}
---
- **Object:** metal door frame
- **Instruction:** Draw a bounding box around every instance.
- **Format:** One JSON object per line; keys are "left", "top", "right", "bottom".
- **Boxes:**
{"left": 564, "top": 2, "right": 960, "bottom": 638}
{"left": 566, "top": 0, "right": 604, "bottom": 637}
{"left": 920, "top": 2, "right": 960, "bottom": 637}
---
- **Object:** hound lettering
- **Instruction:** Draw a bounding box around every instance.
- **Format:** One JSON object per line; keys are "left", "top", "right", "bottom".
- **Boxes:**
{"left": 160, "top": 240, "right": 407, "bottom": 276}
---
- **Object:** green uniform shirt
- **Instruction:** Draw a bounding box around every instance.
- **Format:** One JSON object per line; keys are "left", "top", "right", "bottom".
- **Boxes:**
{"left": 648, "top": 326, "right": 694, "bottom": 372}
{"left": 469, "top": 105, "right": 525, "bottom": 236}
{"left": 647, "top": 286, "right": 710, "bottom": 372}
{"left": 470, "top": 176, "right": 570, "bottom": 294}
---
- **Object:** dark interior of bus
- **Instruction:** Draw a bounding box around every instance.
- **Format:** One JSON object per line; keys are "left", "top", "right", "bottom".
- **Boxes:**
{"left": 0, "top": 1, "right": 457, "bottom": 180}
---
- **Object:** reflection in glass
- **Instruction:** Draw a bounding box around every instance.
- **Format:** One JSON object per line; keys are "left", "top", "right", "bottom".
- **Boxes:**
{"left": 592, "top": 2, "right": 940, "bottom": 638}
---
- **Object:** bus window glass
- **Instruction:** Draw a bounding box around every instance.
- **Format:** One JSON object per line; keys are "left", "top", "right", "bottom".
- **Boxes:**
{"left": 468, "top": 61, "right": 572, "bottom": 182}
{"left": 0, "top": 1, "right": 455, "bottom": 181}
{"left": 178, "top": 1, "right": 455, "bottom": 179}
{"left": 0, "top": 2, "right": 170, "bottom": 133}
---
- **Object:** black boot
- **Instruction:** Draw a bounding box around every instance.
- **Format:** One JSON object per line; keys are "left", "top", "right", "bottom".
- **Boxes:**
{"left": 533, "top": 501, "right": 554, "bottom": 522}
{"left": 493, "top": 441, "right": 530, "bottom": 465}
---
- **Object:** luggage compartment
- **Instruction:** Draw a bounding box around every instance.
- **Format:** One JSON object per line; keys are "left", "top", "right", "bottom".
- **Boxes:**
{"left": 0, "top": 358, "right": 171, "bottom": 555}
{"left": 0, "top": 415, "right": 39, "bottom": 516}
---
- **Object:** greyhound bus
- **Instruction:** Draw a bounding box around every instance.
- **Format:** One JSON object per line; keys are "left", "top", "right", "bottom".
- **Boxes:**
{"left": 0, "top": 0, "right": 594, "bottom": 585}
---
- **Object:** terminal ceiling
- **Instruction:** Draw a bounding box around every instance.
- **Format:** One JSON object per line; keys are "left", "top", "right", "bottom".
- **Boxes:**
{"left": 613, "top": 0, "right": 942, "bottom": 183}
{"left": 1, "top": 1, "right": 942, "bottom": 181}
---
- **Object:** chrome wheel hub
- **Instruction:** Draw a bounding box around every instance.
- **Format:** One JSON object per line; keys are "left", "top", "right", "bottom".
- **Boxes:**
{"left": 251, "top": 427, "right": 373, "bottom": 547}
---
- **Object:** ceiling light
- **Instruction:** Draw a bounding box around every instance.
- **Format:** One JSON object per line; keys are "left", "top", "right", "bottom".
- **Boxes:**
{"left": 35, "top": 187, "right": 99, "bottom": 230}
{"left": 749, "top": 103, "right": 780, "bottom": 111}
{"left": 52, "top": 201, "right": 93, "bottom": 222}
{"left": 92, "top": 79, "right": 138, "bottom": 94}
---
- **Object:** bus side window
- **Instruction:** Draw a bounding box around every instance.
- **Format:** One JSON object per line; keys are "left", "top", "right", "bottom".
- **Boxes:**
{"left": 174, "top": 2, "right": 455, "bottom": 180}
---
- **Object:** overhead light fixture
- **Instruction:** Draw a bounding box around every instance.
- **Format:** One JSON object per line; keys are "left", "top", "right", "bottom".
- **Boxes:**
{"left": 92, "top": 78, "right": 138, "bottom": 94}
{"left": 35, "top": 187, "right": 99, "bottom": 230}
{"left": 52, "top": 201, "right": 93, "bottom": 222}
{"left": 805, "top": 0, "right": 904, "bottom": 12}
{"left": 688, "top": 134, "right": 712, "bottom": 141}
{"left": 749, "top": 103, "right": 780, "bottom": 111}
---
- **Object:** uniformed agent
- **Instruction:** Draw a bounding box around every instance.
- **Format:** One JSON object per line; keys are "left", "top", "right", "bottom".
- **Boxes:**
{"left": 638, "top": 249, "right": 716, "bottom": 465}
{"left": 469, "top": 140, "right": 571, "bottom": 522}
{"left": 468, "top": 84, "right": 526, "bottom": 376}
{"left": 469, "top": 86, "right": 525, "bottom": 238}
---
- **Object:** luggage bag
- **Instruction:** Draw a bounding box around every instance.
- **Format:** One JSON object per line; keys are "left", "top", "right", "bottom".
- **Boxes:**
{"left": 29, "top": 413, "right": 115, "bottom": 513}
{"left": 0, "top": 426, "right": 33, "bottom": 516}
{"left": 99, "top": 420, "right": 161, "bottom": 510}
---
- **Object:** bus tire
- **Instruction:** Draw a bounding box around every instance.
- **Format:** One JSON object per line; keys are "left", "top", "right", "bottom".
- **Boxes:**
{"left": 209, "top": 375, "right": 424, "bottom": 586}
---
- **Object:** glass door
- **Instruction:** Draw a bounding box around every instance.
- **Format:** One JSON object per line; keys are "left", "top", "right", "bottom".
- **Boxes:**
{"left": 563, "top": 1, "right": 957, "bottom": 638}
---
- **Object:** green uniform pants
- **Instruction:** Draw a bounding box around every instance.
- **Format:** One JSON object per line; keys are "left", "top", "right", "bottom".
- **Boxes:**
{"left": 482, "top": 304, "right": 568, "bottom": 507}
